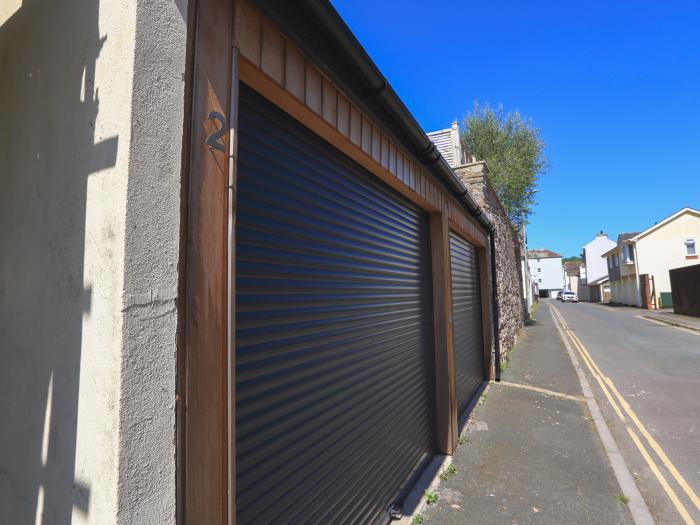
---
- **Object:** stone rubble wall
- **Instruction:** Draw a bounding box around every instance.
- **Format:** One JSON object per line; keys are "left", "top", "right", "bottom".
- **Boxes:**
{"left": 455, "top": 163, "right": 525, "bottom": 365}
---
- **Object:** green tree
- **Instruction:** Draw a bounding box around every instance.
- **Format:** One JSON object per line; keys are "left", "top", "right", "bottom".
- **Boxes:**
{"left": 461, "top": 103, "right": 548, "bottom": 227}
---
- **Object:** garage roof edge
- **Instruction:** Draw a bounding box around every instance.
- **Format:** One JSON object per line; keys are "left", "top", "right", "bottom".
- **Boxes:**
{"left": 248, "top": 0, "right": 493, "bottom": 233}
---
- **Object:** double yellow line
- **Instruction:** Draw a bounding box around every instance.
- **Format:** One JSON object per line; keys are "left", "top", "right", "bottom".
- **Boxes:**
{"left": 551, "top": 305, "right": 699, "bottom": 525}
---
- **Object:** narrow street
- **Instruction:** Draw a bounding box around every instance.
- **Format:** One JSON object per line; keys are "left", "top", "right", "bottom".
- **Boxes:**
{"left": 421, "top": 302, "right": 636, "bottom": 525}
{"left": 4, "top": 0, "right": 698, "bottom": 521}
{"left": 420, "top": 300, "right": 700, "bottom": 525}
{"left": 552, "top": 300, "right": 700, "bottom": 524}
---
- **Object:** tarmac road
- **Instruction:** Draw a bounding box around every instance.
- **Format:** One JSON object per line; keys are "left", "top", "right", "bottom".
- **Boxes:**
{"left": 553, "top": 300, "right": 700, "bottom": 525}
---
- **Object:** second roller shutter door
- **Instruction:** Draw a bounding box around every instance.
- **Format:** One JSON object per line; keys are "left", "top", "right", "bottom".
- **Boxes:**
{"left": 449, "top": 231, "right": 485, "bottom": 417}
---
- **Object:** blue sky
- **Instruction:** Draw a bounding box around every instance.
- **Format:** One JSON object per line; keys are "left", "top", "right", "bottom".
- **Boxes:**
{"left": 331, "top": 0, "right": 700, "bottom": 257}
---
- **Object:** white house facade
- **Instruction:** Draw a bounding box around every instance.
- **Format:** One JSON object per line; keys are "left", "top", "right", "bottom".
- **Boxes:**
{"left": 604, "top": 234, "right": 641, "bottom": 307}
{"left": 632, "top": 208, "right": 700, "bottom": 307}
{"left": 527, "top": 249, "right": 565, "bottom": 298}
{"left": 580, "top": 232, "right": 616, "bottom": 302}
{"left": 603, "top": 208, "right": 700, "bottom": 308}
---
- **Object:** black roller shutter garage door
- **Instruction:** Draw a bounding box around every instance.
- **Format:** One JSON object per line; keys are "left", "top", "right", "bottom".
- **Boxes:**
{"left": 449, "top": 231, "right": 485, "bottom": 417}
{"left": 235, "top": 85, "right": 436, "bottom": 524}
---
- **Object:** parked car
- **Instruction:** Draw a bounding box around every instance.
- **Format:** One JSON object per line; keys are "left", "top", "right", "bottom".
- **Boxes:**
{"left": 556, "top": 290, "right": 565, "bottom": 301}
{"left": 561, "top": 291, "right": 579, "bottom": 303}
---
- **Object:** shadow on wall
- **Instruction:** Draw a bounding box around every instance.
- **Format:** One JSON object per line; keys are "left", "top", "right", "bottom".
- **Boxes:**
{"left": 0, "top": 0, "right": 116, "bottom": 522}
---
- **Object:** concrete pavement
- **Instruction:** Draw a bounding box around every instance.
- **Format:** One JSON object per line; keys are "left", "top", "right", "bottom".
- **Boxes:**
{"left": 553, "top": 301, "right": 700, "bottom": 525}
{"left": 643, "top": 310, "right": 700, "bottom": 333}
{"left": 421, "top": 302, "right": 635, "bottom": 524}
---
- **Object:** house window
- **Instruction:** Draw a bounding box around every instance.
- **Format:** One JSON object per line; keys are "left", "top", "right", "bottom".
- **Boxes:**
{"left": 686, "top": 238, "right": 697, "bottom": 256}
{"left": 628, "top": 246, "right": 635, "bottom": 262}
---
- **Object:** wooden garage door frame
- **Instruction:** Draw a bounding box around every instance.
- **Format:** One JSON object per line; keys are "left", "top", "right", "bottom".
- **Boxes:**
{"left": 178, "top": 0, "right": 236, "bottom": 522}
{"left": 178, "top": 0, "right": 494, "bottom": 522}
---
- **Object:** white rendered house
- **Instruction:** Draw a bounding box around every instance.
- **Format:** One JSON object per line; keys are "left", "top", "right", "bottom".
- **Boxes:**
{"left": 603, "top": 208, "right": 700, "bottom": 308}
{"left": 528, "top": 249, "right": 565, "bottom": 298}
{"left": 581, "top": 232, "right": 616, "bottom": 302}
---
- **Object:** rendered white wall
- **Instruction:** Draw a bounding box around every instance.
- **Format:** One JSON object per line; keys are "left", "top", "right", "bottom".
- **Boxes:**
{"left": 0, "top": 1, "right": 135, "bottom": 521}
{"left": 583, "top": 235, "right": 616, "bottom": 284}
{"left": 116, "top": 0, "right": 187, "bottom": 522}
{"left": 566, "top": 274, "right": 580, "bottom": 293}
{"left": 0, "top": 0, "right": 187, "bottom": 522}
{"left": 611, "top": 275, "right": 640, "bottom": 306}
{"left": 528, "top": 257, "right": 565, "bottom": 291}
{"left": 636, "top": 211, "right": 700, "bottom": 305}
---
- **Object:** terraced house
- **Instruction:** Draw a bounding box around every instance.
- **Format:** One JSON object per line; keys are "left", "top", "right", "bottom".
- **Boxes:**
{"left": 0, "top": 1, "right": 527, "bottom": 524}
{"left": 527, "top": 249, "right": 565, "bottom": 298}
{"left": 604, "top": 207, "right": 700, "bottom": 309}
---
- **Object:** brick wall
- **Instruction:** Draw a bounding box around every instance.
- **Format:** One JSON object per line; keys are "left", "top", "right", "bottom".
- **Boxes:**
{"left": 455, "top": 162, "right": 525, "bottom": 364}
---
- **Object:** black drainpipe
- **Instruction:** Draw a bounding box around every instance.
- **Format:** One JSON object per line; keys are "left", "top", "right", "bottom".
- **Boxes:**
{"left": 489, "top": 230, "right": 501, "bottom": 381}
